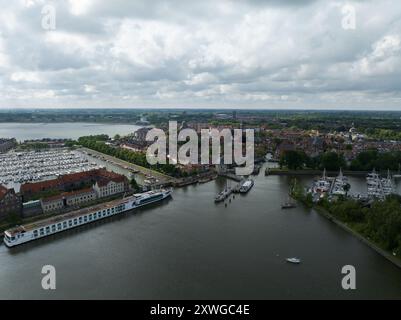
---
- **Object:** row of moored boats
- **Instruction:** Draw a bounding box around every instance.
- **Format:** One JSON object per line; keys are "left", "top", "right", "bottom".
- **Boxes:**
{"left": 310, "top": 168, "right": 395, "bottom": 201}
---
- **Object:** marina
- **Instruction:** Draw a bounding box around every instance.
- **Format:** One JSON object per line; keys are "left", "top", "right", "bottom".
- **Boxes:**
{"left": 308, "top": 168, "right": 397, "bottom": 202}
{"left": 1, "top": 172, "right": 401, "bottom": 299}
{"left": 0, "top": 149, "right": 101, "bottom": 191}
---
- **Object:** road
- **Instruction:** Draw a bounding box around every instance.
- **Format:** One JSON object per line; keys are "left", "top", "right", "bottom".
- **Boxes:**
{"left": 78, "top": 147, "right": 177, "bottom": 185}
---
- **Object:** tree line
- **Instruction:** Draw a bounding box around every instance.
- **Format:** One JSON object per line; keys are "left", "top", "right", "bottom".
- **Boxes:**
{"left": 280, "top": 149, "right": 401, "bottom": 172}
{"left": 320, "top": 195, "right": 401, "bottom": 257}
{"left": 290, "top": 178, "right": 401, "bottom": 258}
{"left": 75, "top": 135, "right": 183, "bottom": 177}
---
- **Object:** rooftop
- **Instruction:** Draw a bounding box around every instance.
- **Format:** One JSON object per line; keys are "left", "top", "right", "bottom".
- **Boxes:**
{"left": 41, "top": 187, "right": 95, "bottom": 203}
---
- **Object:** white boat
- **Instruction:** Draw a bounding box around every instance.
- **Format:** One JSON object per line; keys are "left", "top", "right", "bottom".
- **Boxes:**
{"left": 381, "top": 169, "right": 394, "bottom": 196}
{"left": 366, "top": 169, "right": 385, "bottom": 199}
{"left": 3, "top": 189, "right": 172, "bottom": 248}
{"left": 286, "top": 257, "right": 301, "bottom": 264}
{"left": 331, "top": 168, "right": 349, "bottom": 196}
{"left": 239, "top": 178, "right": 254, "bottom": 193}
{"left": 312, "top": 169, "right": 331, "bottom": 194}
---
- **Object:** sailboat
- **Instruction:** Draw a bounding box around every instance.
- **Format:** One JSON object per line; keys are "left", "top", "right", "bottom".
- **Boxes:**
{"left": 381, "top": 169, "right": 394, "bottom": 196}
{"left": 313, "top": 168, "right": 331, "bottom": 194}
{"left": 331, "top": 168, "right": 349, "bottom": 196}
{"left": 367, "top": 168, "right": 385, "bottom": 199}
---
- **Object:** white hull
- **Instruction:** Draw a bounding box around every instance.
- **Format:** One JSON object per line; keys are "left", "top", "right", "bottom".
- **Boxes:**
{"left": 4, "top": 189, "right": 172, "bottom": 248}
{"left": 239, "top": 179, "right": 254, "bottom": 193}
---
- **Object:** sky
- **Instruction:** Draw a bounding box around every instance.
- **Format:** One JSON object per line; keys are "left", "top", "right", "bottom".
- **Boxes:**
{"left": 0, "top": 0, "right": 400, "bottom": 110}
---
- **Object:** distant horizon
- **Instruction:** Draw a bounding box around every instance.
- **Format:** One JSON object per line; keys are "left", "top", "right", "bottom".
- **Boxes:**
{"left": 2, "top": 107, "right": 401, "bottom": 112}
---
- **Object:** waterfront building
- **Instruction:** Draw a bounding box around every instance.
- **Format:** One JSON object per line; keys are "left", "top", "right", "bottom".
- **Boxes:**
{"left": 41, "top": 195, "right": 64, "bottom": 213}
{"left": 22, "top": 200, "right": 43, "bottom": 218}
{"left": 65, "top": 188, "right": 97, "bottom": 206}
{"left": 21, "top": 168, "right": 128, "bottom": 201}
{"left": 41, "top": 188, "right": 97, "bottom": 214}
{"left": 93, "top": 179, "right": 126, "bottom": 198}
{"left": 0, "top": 185, "right": 22, "bottom": 220}
{"left": 133, "top": 127, "right": 151, "bottom": 141}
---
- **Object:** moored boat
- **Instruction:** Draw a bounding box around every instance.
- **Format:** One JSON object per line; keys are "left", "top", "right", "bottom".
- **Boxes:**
{"left": 239, "top": 178, "right": 254, "bottom": 193}
{"left": 312, "top": 169, "right": 331, "bottom": 195}
{"left": 330, "top": 168, "right": 349, "bottom": 196}
{"left": 4, "top": 189, "right": 172, "bottom": 248}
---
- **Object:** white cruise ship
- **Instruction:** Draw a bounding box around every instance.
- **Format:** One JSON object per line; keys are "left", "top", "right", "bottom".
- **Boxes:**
{"left": 4, "top": 189, "right": 172, "bottom": 248}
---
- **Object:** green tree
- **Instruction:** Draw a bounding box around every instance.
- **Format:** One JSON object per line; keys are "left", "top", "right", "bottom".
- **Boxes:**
{"left": 280, "top": 150, "right": 308, "bottom": 170}
{"left": 130, "top": 178, "right": 139, "bottom": 192}
{"left": 319, "top": 152, "right": 345, "bottom": 171}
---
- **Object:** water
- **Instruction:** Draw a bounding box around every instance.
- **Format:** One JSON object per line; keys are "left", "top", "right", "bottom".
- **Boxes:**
{"left": 0, "top": 123, "right": 142, "bottom": 141}
{"left": 1, "top": 170, "right": 401, "bottom": 299}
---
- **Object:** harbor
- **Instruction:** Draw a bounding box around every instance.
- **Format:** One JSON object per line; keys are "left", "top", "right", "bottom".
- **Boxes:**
{"left": 1, "top": 170, "right": 401, "bottom": 299}
{"left": 307, "top": 168, "right": 397, "bottom": 202}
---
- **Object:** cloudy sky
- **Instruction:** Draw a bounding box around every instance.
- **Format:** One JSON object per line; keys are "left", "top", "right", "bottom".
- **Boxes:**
{"left": 0, "top": 0, "right": 400, "bottom": 110}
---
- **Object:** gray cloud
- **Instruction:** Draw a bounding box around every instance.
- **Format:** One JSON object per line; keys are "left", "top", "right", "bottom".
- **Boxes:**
{"left": 0, "top": 0, "right": 400, "bottom": 109}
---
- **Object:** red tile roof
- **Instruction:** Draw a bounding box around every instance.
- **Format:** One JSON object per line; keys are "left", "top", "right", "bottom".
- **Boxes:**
{"left": 21, "top": 169, "right": 126, "bottom": 194}
{"left": 21, "top": 169, "right": 127, "bottom": 196}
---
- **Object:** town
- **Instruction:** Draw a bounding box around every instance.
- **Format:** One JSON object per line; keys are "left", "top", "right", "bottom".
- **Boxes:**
{"left": 1, "top": 110, "right": 401, "bottom": 262}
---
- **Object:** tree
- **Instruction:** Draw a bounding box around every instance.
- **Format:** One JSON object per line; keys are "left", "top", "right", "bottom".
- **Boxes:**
{"left": 319, "top": 152, "right": 345, "bottom": 171}
{"left": 130, "top": 178, "right": 140, "bottom": 192}
{"left": 280, "top": 150, "right": 308, "bottom": 170}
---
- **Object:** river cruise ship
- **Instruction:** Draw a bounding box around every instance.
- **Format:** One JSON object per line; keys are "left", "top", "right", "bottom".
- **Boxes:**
{"left": 4, "top": 189, "right": 172, "bottom": 247}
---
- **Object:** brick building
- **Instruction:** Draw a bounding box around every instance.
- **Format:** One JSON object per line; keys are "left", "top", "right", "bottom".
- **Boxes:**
{"left": 21, "top": 168, "right": 128, "bottom": 201}
{"left": 0, "top": 185, "right": 22, "bottom": 220}
{"left": 41, "top": 188, "right": 97, "bottom": 214}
